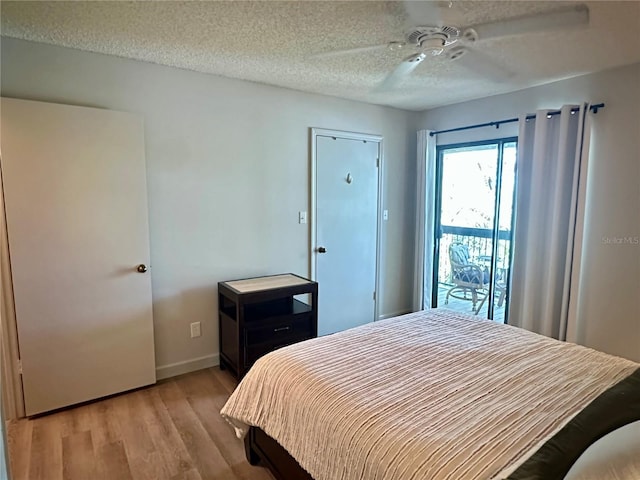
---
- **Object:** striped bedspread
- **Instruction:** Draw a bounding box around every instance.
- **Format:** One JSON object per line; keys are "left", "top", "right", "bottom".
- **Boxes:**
{"left": 221, "top": 310, "right": 639, "bottom": 480}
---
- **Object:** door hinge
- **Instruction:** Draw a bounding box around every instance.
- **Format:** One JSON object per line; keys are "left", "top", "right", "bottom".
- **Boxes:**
{"left": 373, "top": 291, "right": 376, "bottom": 301}
{"left": 17, "top": 359, "right": 23, "bottom": 375}
{"left": 376, "top": 158, "right": 380, "bottom": 168}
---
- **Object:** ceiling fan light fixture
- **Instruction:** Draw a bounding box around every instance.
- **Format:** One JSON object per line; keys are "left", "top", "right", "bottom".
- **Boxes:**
{"left": 419, "top": 37, "right": 445, "bottom": 56}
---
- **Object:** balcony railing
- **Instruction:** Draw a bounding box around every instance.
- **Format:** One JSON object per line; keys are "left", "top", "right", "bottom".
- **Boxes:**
{"left": 438, "top": 225, "right": 512, "bottom": 285}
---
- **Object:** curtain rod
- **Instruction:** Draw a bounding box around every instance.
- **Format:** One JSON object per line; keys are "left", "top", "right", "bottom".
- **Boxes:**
{"left": 429, "top": 103, "right": 605, "bottom": 137}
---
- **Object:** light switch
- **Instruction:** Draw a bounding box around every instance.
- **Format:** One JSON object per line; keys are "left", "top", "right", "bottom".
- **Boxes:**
{"left": 190, "top": 322, "right": 201, "bottom": 338}
{"left": 299, "top": 211, "right": 307, "bottom": 224}
{"left": 383, "top": 210, "right": 389, "bottom": 221}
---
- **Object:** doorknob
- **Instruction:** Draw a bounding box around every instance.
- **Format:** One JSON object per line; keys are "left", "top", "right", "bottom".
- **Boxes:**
{"left": 317, "top": 246, "right": 327, "bottom": 253}
{"left": 137, "top": 264, "right": 148, "bottom": 273}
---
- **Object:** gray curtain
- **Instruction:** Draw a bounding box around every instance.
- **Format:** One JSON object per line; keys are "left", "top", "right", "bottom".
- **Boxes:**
{"left": 508, "top": 104, "right": 591, "bottom": 339}
{"left": 413, "top": 130, "right": 437, "bottom": 310}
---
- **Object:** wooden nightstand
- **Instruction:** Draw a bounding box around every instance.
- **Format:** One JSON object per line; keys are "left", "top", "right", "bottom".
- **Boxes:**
{"left": 218, "top": 273, "right": 318, "bottom": 379}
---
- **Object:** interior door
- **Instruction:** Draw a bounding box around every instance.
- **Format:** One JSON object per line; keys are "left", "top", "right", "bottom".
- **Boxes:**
{"left": 315, "top": 133, "right": 380, "bottom": 336}
{"left": 1, "top": 97, "right": 156, "bottom": 415}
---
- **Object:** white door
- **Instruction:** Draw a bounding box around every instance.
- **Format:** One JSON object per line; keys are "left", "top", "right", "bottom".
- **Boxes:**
{"left": 314, "top": 131, "right": 380, "bottom": 336}
{"left": 1, "top": 98, "right": 156, "bottom": 416}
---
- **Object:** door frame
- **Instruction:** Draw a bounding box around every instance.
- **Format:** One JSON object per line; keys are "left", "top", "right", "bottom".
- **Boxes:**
{"left": 309, "top": 128, "right": 384, "bottom": 322}
{"left": 0, "top": 155, "right": 26, "bottom": 420}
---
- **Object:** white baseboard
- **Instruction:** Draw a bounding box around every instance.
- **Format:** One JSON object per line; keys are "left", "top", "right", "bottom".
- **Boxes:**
{"left": 155, "top": 353, "right": 220, "bottom": 381}
{"left": 377, "top": 309, "right": 413, "bottom": 321}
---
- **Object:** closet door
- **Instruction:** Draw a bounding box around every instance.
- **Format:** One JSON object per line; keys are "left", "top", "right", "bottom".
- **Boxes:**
{"left": 1, "top": 98, "right": 155, "bottom": 415}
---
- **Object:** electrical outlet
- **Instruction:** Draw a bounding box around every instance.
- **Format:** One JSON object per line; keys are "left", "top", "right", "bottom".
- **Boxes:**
{"left": 190, "top": 322, "right": 201, "bottom": 338}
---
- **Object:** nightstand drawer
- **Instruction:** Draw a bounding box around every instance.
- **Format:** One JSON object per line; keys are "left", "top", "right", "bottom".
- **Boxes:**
{"left": 245, "top": 315, "right": 314, "bottom": 345}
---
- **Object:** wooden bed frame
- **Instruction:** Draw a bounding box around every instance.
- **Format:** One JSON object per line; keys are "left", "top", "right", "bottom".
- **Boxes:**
{"left": 245, "top": 426, "right": 313, "bottom": 480}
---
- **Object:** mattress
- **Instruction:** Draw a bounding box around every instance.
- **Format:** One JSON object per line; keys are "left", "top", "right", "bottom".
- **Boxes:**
{"left": 221, "top": 310, "right": 639, "bottom": 480}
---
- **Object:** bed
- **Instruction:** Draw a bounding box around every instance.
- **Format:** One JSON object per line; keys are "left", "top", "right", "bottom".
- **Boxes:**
{"left": 220, "top": 310, "right": 640, "bottom": 480}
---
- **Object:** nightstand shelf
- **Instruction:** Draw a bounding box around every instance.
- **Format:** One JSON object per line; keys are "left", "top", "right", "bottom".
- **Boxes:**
{"left": 218, "top": 273, "right": 318, "bottom": 379}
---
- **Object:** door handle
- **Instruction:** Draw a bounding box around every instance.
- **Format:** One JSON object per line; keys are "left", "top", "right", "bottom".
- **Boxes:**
{"left": 137, "top": 264, "right": 148, "bottom": 273}
{"left": 317, "top": 246, "right": 327, "bottom": 253}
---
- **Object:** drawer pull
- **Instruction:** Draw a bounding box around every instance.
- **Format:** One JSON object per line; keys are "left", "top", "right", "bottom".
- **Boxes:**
{"left": 273, "top": 326, "right": 291, "bottom": 333}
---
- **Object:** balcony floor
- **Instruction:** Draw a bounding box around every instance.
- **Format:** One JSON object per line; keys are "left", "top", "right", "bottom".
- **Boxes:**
{"left": 436, "top": 283, "right": 506, "bottom": 324}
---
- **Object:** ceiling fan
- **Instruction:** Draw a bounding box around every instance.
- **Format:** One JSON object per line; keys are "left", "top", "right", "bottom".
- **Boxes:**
{"left": 314, "top": 1, "right": 590, "bottom": 91}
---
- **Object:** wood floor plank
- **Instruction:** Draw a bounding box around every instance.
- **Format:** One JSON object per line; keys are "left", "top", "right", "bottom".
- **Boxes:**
{"left": 170, "top": 468, "right": 204, "bottom": 480}
{"left": 157, "top": 380, "right": 233, "bottom": 480}
{"left": 7, "top": 368, "right": 274, "bottom": 480}
{"left": 58, "top": 403, "right": 92, "bottom": 438}
{"left": 61, "top": 430, "right": 96, "bottom": 480}
{"left": 175, "top": 371, "right": 273, "bottom": 480}
{"left": 128, "top": 451, "right": 173, "bottom": 480}
{"left": 88, "top": 397, "right": 121, "bottom": 448}
{"left": 27, "top": 415, "right": 63, "bottom": 480}
{"left": 6, "top": 419, "right": 33, "bottom": 480}
{"left": 113, "top": 391, "right": 172, "bottom": 480}
{"left": 134, "top": 387, "right": 194, "bottom": 477}
{"left": 94, "top": 440, "right": 134, "bottom": 480}
{"left": 210, "top": 367, "right": 237, "bottom": 395}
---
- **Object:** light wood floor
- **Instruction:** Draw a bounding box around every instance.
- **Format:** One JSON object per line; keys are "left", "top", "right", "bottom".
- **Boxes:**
{"left": 7, "top": 368, "right": 275, "bottom": 480}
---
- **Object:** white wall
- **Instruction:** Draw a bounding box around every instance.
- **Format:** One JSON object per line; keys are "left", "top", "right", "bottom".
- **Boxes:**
{"left": 2, "top": 36, "right": 636, "bottom": 375}
{"left": 0, "top": 37, "right": 419, "bottom": 374}
{"left": 419, "top": 63, "right": 640, "bottom": 362}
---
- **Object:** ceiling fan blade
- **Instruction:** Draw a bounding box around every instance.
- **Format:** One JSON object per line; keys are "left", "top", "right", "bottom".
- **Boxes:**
{"left": 450, "top": 47, "right": 515, "bottom": 82}
{"left": 310, "top": 43, "right": 394, "bottom": 59}
{"left": 376, "top": 53, "right": 426, "bottom": 91}
{"left": 467, "top": 4, "right": 589, "bottom": 41}
{"left": 402, "top": 0, "right": 444, "bottom": 27}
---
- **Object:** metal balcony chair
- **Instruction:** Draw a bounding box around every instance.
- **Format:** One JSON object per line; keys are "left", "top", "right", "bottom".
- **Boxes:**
{"left": 446, "top": 243, "right": 490, "bottom": 314}
{"left": 494, "top": 279, "right": 507, "bottom": 308}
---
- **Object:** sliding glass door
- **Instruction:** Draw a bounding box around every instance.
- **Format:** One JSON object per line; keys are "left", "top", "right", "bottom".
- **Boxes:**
{"left": 432, "top": 138, "right": 517, "bottom": 322}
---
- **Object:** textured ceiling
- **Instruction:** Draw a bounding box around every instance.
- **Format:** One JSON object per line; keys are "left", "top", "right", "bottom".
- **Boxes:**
{"left": 1, "top": 1, "right": 639, "bottom": 111}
